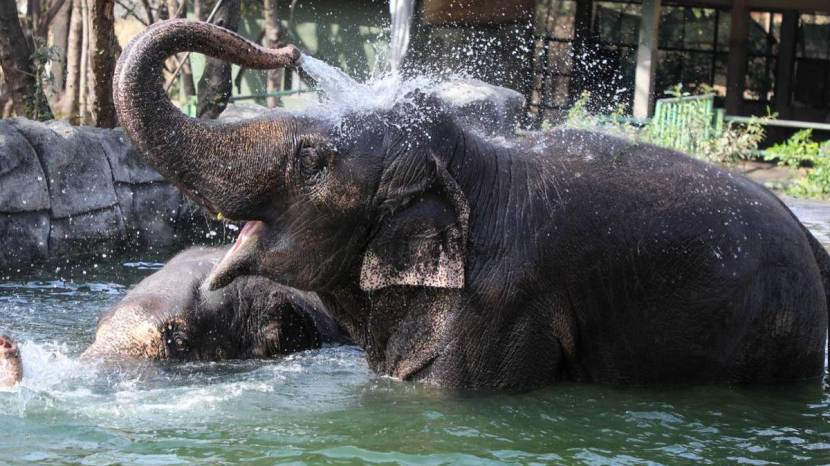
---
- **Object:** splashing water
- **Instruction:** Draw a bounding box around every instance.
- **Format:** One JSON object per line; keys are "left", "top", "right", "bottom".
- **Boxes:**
{"left": 298, "top": 54, "right": 439, "bottom": 121}
{"left": 388, "top": 0, "right": 415, "bottom": 74}
{"left": 0, "top": 211, "right": 828, "bottom": 465}
{"left": 295, "top": 0, "right": 428, "bottom": 114}
{"left": 297, "top": 54, "right": 365, "bottom": 103}
{"left": 1, "top": 259, "right": 829, "bottom": 464}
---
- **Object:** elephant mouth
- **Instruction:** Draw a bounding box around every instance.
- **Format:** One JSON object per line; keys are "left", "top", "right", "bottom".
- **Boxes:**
{"left": 205, "top": 220, "right": 268, "bottom": 291}
{"left": 232, "top": 221, "right": 266, "bottom": 253}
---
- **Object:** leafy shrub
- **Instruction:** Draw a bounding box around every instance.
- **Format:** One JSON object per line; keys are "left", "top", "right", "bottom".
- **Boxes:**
{"left": 563, "top": 88, "right": 768, "bottom": 166}
{"left": 696, "top": 116, "right": 768, "bottom": 166}
{"left": 765, "top": 129, "right": 830, "bottom": 198}
{"left": 564, "top": 92, "right": 640, "bottom": 140}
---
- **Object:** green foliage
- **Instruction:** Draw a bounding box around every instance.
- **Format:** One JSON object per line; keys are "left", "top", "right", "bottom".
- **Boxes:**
{"left": 696, "top": 115, "right": 768, "bottom": 165}
{"left": 564, "top": 92, "right": 591, "bottom": 128}
{"left": 663, "top": 83, "right": 687, "bottom": 98}
{"left": 565, "top": 92, "right": 640, "bottom": 140}
{"left": 563, "top": 87, "right": 768, "bottom": 166}
{"left": 766, "top": 129, "right": 823, "bottom": 163}
{"left": 765, "top": 129, "right": 830, "bottom": 198}
{"left": 26, "top": 39, "right": 60, "bottom": 120}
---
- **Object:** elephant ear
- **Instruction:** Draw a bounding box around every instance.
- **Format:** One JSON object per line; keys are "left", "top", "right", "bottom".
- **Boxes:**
{"left": 360, "top": 151, "right": 469, "bottom": 291}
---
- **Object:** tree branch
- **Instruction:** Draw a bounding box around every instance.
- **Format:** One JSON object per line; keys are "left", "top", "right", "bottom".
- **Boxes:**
{"left": 42, "top": 0, "right": 68, "bottom": 32}
{"left": 114, "top": 0, "right": 148, "bottom": 26}
{"left": 140, "top": 0, "right": 154, "bottom": 24}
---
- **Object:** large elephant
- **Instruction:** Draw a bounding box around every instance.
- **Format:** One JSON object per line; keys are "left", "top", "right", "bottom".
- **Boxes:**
{"left": 114, "top": 19, "right": 830, "bottom": 390}
{"left": 0, "top": 246, "right": 348, "bottom": 386}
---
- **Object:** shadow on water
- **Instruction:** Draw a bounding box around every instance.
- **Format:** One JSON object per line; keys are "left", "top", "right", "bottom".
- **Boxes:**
{"left": 0, "top": 199, "right": 827, "bottom": 464}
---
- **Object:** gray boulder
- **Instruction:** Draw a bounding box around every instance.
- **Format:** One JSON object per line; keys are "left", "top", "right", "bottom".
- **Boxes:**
{"left": 0, "top": 118, "right": 230, "bottom": 270}
{"left": 0, "top": 212, "right": 49, "bottom": 267}
{"left": 116, "top": 182, "right": 183, "bottom": 248}
{"left": 95, "top": 127, "right": 165, "bottom": 184}
{"left": 48, "top": 206, "right": 126, "bottom": 259}
{"left": 429, "top": 78, "right": 525, "bottom": 137}
{"left": 8, "top": 119, "right": 120, "bottom": 219}
{"left": 0, "top": 121, "right": 49, "bottom": 214}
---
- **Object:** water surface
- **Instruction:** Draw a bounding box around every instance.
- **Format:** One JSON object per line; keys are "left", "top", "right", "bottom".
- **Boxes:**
{"left": 0, "top": 199, "right": 828, "bottom": 465}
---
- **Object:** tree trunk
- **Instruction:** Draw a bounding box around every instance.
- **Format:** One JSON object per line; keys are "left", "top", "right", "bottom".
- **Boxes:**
{"left": 62, "top": 0, "right": 82, "bottom": 122}
{"left": 263, "top": 0, "right": 283, "bottom": 108}
{"left": 78, "top": 0, "right": 90, "bottom": 122}
{"left": 88, "top": 0, "right": 118, "bottom": 127}
{"left": 0, "top": 0, "right": 53, "bottom": 119}
{"left": 167, "top": 0, "right": 195, "bottom": 96}
{"left": 0, "top": 67, "right": 11, "bottom": 116}
{"left": 140, "top": 0, "right": 153, "bottom": 24}
{"left": 157, "top": 0, "right": 168, "bottom": 21}
{"left": 195, "top": 0, "right": 240, "bottom": 118}
{"left": 26, "top": 0, "right": 41, "bottom": 35}
{"left": 1, "top": 68, "right": 12, "bottom": 117}
{"left": 48, "top": 0, "right": 71, "bottom": 103}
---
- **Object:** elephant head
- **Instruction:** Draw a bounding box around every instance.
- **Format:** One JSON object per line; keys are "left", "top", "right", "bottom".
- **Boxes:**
{"left": 115, "top": 20, "right": 469, "bottom": 296}
{"left": 82, "top": 247, "right": 344, "bottom": 361}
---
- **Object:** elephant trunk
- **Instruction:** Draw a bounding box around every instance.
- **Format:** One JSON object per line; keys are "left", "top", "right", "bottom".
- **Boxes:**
{"left": 113, "top": 19, "right": 301, "bottom": 219}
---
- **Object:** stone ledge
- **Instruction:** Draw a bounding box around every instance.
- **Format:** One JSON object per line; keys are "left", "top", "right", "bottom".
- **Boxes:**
{"left": 0, "top": 119, "right": 228, "bottom": 270}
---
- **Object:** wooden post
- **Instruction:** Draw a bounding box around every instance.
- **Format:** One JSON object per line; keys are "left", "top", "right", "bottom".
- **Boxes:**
{"left": 633, "top": 0, "right": 661, "bottom": 119}
{"left": 89, "top": 0, "right": 119, "bottom": 127}
{"left": 725, "top": 0, "right": 749, "bottom": 116}
{"left": 774, "top": 11, "right": 798, "bottom": 120}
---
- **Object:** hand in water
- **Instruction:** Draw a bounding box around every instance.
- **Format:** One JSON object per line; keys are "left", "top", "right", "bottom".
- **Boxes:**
{"left": 0, "top": 336, "right": 22, "bottom": 387}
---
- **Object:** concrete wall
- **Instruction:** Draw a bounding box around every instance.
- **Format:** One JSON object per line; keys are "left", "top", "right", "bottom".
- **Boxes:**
{"left": 0, "top": 118, "right": 226, "bottom": 270}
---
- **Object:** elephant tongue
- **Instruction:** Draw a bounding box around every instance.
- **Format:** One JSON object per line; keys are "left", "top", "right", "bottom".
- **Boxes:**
{"left": 231, "top": 220, "right": 265, "bottom": 254}
{"left": 204, "top": 221, "right": 265, "bottom": 291}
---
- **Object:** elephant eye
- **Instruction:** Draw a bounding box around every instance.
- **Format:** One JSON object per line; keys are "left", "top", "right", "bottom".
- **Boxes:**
{"left": 163, "top": 322, "right": 190, "bottom": 354}
{"left": 172, "top": 334, "right": 189, "bottom": 352}
{"left": 298, "top": 145, "right": 331, "bottom": 178}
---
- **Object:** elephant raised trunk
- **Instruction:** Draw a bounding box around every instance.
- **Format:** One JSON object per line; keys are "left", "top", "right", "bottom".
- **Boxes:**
{"left": 113, "top": 19, "right": 301, "bottom": 219}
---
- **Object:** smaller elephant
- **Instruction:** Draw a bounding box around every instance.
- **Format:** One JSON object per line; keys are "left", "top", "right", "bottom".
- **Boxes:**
{"left": 0, "top": 336, "right": 22, "bottom": 387}
{"left": 2, "top": 247, "right": 348, "bottom": 385}
{"left": 82, "top": 246, "right": 349, "bottom": 361}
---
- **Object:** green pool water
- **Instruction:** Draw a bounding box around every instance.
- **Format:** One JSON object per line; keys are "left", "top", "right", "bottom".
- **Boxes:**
{"left": 0, "top": 199, "right": 828, "bottom": 465}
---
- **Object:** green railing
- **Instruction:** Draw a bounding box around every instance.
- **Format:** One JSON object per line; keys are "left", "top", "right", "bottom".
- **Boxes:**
{"left": 180, "top": 96, "right": 198, "bottom": 118}
{"left": 648, "top": 93, "right": 830, "bottom": 155}
{"left": 177, "top": 89, "right": 319, "bottom": 117}
{"left": 724, "top": 116, "right": 830, "bottom": 132}
{"left": 648, "top": 94, "right": 724, "bottom": 156}
{"left": 227, "top": 89, "right": 318, "bottom": 102}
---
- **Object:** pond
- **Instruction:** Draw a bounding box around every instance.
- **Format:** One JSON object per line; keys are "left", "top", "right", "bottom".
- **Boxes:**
{"left": 0, "top": 197, "right": 828, "bottom": 465}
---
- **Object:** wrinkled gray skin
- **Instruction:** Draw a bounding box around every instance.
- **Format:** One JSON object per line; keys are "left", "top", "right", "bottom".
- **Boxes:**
{"left": 82, "top": 246, "right": 348, "bottom": 361}
{"left": 115, "top": 20, "right": 829, "bottom": 390}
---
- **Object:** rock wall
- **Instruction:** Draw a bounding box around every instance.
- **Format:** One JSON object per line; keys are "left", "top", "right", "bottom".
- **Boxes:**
{"left": 0, "top": 118, "right": 223, "bottom": 270}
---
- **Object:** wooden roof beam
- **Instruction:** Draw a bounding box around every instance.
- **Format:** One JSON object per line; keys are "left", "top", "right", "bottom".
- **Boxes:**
{"left": 668, "top": 0, "right": 829, "bottom": 12}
